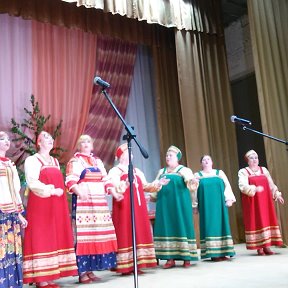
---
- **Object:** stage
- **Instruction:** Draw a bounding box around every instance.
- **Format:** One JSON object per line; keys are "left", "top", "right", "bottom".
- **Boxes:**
{"left": 24, "top": 243, "right": 288, "bottom": 288}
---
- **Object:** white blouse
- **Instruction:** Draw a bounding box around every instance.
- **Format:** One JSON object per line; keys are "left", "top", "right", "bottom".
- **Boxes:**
{"left": 24, "top": 153, "right": 60, "bottom": 198}
{"left": 238, "top": 166, "right": 281, "bottom": 199}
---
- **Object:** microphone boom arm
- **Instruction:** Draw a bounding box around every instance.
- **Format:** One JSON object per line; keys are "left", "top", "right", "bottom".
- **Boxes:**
{"left": 242, "top": 125, "right": 288, "bottom": 146}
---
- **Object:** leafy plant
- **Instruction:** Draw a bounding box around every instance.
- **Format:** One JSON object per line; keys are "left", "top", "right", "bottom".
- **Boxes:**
{"left": 10, "top": 95, "right": 65, "bottom": 185}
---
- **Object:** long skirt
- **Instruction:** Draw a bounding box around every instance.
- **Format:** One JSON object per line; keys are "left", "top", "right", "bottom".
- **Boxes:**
{"left": 0, "top": 211, "right": 23, "bottom": 288}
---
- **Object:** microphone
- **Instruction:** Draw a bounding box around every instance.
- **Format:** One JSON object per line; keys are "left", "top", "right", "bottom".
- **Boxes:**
{"left": 94, "top": 76, "right": 110, "bottom": 89}
{"left": 230, "top": 115, "right": 252, "bottom": 126}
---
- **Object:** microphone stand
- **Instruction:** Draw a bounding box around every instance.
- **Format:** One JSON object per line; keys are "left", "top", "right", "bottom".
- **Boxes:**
{"left": 100, "top": 87, "right": 149, "bottom": 288}
{"left": 241, "top": 125, "right": 288, "bottom": 147}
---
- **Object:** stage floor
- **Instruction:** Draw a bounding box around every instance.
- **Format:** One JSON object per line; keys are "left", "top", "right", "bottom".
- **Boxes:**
{"left": 24, "top": 243, "right": 288, "bottom": 288}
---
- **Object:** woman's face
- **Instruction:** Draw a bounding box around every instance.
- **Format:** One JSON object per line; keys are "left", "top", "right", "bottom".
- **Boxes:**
{"left": 0, "top": 133, "right": 10, "bottom": 153}
{"left": 79, "top": 138, "right": 93, "bottom": 154}
{"left": 247, "top": 152, "right": 259, "bottom": 167}
{"left": 38, "top": 132, "right": 54, "bottom": 151}
{"left": 166, "top": 151, "right": 178, "bottom": 167}
{"left": 201, "top": 155, "right": 213, "bottom": 170}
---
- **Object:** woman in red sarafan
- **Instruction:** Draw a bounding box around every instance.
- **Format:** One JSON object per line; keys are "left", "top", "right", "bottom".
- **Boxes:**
{"left": 238, "top": 149, "right": 284, "bottom": 256}
{"left": 23, "top": 131, "right": 77, "bottom": 288}
{"left": 108, "top": 143, "right": 166, "bottom": 275}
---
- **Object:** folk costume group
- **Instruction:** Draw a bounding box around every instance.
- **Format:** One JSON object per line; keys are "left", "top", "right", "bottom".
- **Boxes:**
{"left": 0, "top": 130, "right": 285, "bottom": 288}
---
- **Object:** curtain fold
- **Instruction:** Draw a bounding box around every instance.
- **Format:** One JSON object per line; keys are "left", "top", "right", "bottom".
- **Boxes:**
{"left": 0, "top": 14, "right": 32, "bottom": 161}
{"left": 175, "top": 30, "right": 242, "bottom": 242}
{"left": 32, "top": 20, "right": 97, "bottom": 162}
{"left": 66, "top": 0, "right": 221, "bottom": 32}
{"left": 121, "top": 45, "right": 161, "bottom": 182}
{"left": 152, "top": 30, "right": 186, "bottom": 165}
{"left": 84, "top": 35, "right": 137, "bottom": 167}
{"left": 248, "top": 0, "right": 288, "bottom": 243}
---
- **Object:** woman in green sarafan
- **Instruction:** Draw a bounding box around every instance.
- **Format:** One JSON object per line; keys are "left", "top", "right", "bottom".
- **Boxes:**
{"left": 152, "top": 146, "right": 199, "bottom": 269}
{"left": 194, "top": 155, "right": 236, "bottom": 261}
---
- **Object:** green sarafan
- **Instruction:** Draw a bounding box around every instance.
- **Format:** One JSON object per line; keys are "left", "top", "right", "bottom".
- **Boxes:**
{"left": 10, "top": 94, "right": 66, "bottom": 186}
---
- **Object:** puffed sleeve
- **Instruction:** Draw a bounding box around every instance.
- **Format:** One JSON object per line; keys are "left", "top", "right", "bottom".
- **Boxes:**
{"left": 135, "top": 168, "right": 145, "bottom": 183}
{"left": 65, "top": 157, "right": 82, "bottom": 193}
{"left": 108, "top": 166, "right": 126, "bottom": 194}
{"left": 262, "top": 167, "right": 282, "bottom": 200}
{"left": 10, "top": 162, "right": 21, "bottom": 197}
{"left": 24, "top": 155, "right": 55, "bottom": 198}
{"left": 219, "top": 170, "right": 236, "bottom": 202}
{"left": 238, "top": 168, "right": 256, "bottom": 197}
{"left": 10, "top": 161, "right": 24, "bottom": 212}
{"left": 179, "top": 166, "right": 198, "bottom": 207}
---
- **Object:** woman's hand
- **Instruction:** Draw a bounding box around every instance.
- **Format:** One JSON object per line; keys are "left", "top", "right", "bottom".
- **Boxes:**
{"left": 159, "top": 177, "right": 170, "bottom": 186}
{"left": 74, "top": 183, "right": 90, "bottom": 201}
{"left": 187, "top": 177, "right": 199, "bottom": 191}
{"left": 145, "top": 193, "right": 151, "bottom": 203}
{"left": 225, "top": 200, "right": 233, "bottom": 207}
{"left": 52, "top": 188, "right": 64, "bottom": 197}
{"left": 110, "top": 188, "right": 124, "bottom": 202}
{"left": 114, "top": 192, "right": 124, "bottom": 202}
{"left": 276, "top": 195, "right": 285, "bottom": 204}
{"left": 191, "top": 178, "right": 199, "bottom": 185}
{"left": 193, "top": 207, "right": 199, "bottom": 214}
{"left": 18, "top": 213, "right": 28, "bottom": 228}
{"left": 77, "top": 189, "right": 89, "bottom": 201}
{"left": 119, "top": 180, "right": 130, "bottom": 192}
